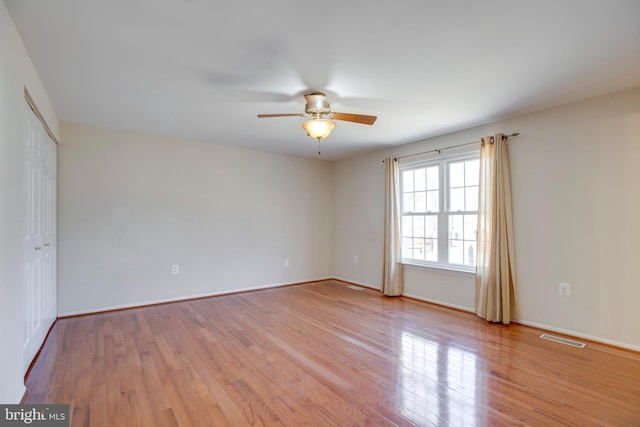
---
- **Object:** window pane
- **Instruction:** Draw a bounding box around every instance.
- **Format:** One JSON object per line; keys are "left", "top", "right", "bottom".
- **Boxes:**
{"left": 450, "top": 188, "right": 464, "bottom": 211}
{"left": 465, "top": 160, "right": 479, "bottom": 186}
{"left": 463, "top": 214, "right": 477, "bottom": 241}
{"left": 402, "top": 237, "right": 413, "bottom": 259}
{"left": 403, "top": 170, "right": 414, "bottom": 192}
{"left": 412, "top": 238, "right": 425, "bottom": 260}
{"left": 413, "top": 216, "right": 425, "bottom": 238}
{"left": 403, "top": 193, "right": 414, "bottom": 213}
{"left": 449, "top": 240, "right": 463, "bottom": 264}
{"left": 426, "top": 166, "right": 439, "bottom": 190}
{"left": 448, "top": 214, "right": 478, "bottom": 266}
{"left": 425, "top": 215, "right": 437, "bottom": 239}
{"left": 465, "top": 186, "right": 478, "bottom": 211}
{"left": 414, "top": 168, "right": 426, "bottom": 191}
{"left": 402, "top": 216, "right": 413, "bottom": 237}
{"left": 464, "top": 241, "right": 476, "bottom": 266}
{"left": 414, "top": 191, "right": 426, "bottom": 212}
{"left": 449, "top": 215, "right": 463, "bottom": 240}
{"left": 449, "top": 162, "right": 464, "bottom": 187}
{"left": 427, "top": 190, "right": 439, "bottom": 212}
{"left": 425, "top": 239, "right": 437, "bottom": 261}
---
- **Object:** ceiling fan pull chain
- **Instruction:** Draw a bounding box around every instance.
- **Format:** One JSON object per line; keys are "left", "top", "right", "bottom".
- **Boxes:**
{"left": 318, "top": 140, "right": 321, "bottom": 155}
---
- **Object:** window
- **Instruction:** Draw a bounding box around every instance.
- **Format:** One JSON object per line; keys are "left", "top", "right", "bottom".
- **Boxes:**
{"left": 400, "top": 152, "right": 479, "bottom": 271}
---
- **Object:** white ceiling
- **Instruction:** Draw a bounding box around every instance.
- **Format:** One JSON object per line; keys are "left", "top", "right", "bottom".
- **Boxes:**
{"left": 6, "top": 0, "right": 640, "bottom": 161}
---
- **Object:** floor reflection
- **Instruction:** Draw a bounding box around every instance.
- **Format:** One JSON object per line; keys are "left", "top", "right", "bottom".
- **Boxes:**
{"left": 399, "top": 331, "right": 478, "bottom": 426}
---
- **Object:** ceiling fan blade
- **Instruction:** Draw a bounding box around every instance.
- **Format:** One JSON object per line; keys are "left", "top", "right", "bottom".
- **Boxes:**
{"left": 331, "top": 112, "right": 377, "bottom": 125}
{"left": 257, "top": 113, "right": 306, "bottom": 118}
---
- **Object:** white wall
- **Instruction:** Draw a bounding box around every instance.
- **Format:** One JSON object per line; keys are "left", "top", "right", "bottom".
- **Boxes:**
{"left": 333, "top": 88, "right": 640, "bottom": 350}
{"left": 0, "top": 2, "right": 59, "bottom": 403}
{"left": 58, "top": 124, "right": 333, "bottom": 314}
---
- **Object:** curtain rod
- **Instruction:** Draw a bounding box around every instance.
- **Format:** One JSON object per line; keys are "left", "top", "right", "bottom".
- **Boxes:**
{"left": 383, "top": 132, "right": 520, "bottom": 162}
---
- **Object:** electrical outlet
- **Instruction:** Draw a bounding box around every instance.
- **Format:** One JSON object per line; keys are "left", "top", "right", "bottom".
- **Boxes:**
{"left": 172, "top": 264, "right": 180, "bottom": 274}
{"left": 353, "top": 255, "right": 358, "bottom": 264}
{"left": 558, "top": 282, "right": 570, "bottom": 297}
{"left": 284, "top": 259, "right": 290, "bottom": 268}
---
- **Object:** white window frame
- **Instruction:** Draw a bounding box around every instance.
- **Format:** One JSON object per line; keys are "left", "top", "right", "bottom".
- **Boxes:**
{"left": 399, "top": 150, "right": 480, "bottom": 273}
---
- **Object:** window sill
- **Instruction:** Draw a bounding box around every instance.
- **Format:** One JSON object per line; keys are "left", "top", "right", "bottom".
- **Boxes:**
{"left": 401, "top": 260, "right": 476, "bottom": 277}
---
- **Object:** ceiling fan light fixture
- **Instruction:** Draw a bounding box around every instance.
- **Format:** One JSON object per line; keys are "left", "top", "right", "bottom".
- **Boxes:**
{"left": 302, "top": 119, "right": 336, "bottom": 141}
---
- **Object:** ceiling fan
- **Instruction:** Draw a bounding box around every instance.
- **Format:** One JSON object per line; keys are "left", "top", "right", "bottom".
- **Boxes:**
{"left": 257, "top": 92, "right": 377, "bottom": 153}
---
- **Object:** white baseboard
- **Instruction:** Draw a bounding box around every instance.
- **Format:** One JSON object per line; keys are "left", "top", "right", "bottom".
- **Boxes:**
{"left": 332, "top": 277, "right": 379, "bottom": 290}
{"left": 402, "top": 292, "right": 475, "bottom": 313}
{"left": 332, "top": 277, "right": 639, "bottom": 352}
{"left": 57, "top": 276, "right": 640, "bottom": 353}
{"left": 58, "top": 277, "right": 332, "bottom": 317}
{"left": 515, "top": 319, "right": 640, "bottom": 353}
{"left": 332, "top": 277, "right": 476, "bottom": 312}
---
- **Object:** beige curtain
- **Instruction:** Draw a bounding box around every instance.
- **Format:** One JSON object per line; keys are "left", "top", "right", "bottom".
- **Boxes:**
{"left": 382, "top": 157, "right": 403, "bottom": 296}
{"left": 475, "top": 134, "right": 517, "bottom": 323}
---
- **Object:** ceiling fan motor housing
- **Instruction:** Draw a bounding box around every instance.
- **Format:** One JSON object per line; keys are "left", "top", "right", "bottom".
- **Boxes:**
{"left": 304, "top": 92, "right": 330, "bottom": 115}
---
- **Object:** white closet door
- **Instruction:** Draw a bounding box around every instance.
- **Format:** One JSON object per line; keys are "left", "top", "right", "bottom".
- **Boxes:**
{"left": 23, "top": 100, "right": 57, "bottom": 374}
{"left": 41, "top": 126, "right": 57, "bottom": 328}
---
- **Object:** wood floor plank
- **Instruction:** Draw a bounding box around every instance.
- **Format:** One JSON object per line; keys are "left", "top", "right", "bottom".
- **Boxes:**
{"left": 24, "top": 280, "right": 640, "bottom": 426}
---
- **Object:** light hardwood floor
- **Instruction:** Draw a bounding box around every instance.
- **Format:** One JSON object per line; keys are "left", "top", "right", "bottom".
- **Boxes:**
{"left": 24, "top": 280, "right": 640, "bottom": 426}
